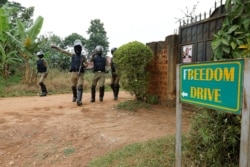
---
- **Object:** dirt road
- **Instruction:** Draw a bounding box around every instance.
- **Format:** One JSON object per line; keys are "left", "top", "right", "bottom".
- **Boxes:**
{"left": 0, "top": 91, "right": 191, "bottom": 167}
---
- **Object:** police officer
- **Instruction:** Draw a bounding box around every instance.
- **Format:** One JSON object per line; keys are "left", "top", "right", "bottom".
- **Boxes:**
{"left": 36, "top": 51, "right": 49, "bottom": 96}
{"left": 90, "top": 45, "right": 109, "bottom": 102}
{"left": 110, "top": 47, "right": 120, "bottom": 100}
{"left": 51, "top": 39, "right": 88, "bottom": 106}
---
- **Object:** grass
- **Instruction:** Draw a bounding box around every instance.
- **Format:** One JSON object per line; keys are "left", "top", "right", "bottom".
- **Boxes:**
{"left": 87, "top": 134, "right": 196, "bottom": 167}
{"left": 0, "top": 69, "right": 113, "bottom": 97}
{"left": 116, "top": 99, "right": 151, "bottom": 111}
{"left": 88, "top": 135, "right": 186, "bottom": 167}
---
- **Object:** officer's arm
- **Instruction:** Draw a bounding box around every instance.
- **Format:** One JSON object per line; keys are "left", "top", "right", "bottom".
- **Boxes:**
{"left": 105, "top": 58, "right": 110, "bottom": 73}
{"left": 44, "top": 59, "right": 49, "bottom": 72}
{"left": 51, "top": 45, "right": 72, "bottom": 57}
{"left": 83, "top": 57, "right": 89, "bottom": 68}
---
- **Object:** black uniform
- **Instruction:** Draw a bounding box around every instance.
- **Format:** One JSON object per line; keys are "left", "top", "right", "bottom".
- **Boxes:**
{"left": 90, "top": 45, "right": 109, "bottom": 102}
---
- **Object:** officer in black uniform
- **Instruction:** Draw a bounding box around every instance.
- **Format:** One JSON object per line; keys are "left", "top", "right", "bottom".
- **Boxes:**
{"left": 51, "top": 39, "right": 88, "bottom": 106}
{"left": 110, "top": 47, "right": 120, "bottom": 100}
{"left": 36, "top": 51, "right": 49, "bottom": 96}
{"left": 90, "top": 45, "right": 109, "bottom": 102}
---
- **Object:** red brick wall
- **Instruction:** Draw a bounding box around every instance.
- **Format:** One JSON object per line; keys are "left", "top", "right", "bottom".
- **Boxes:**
{"left": 146, "top": 35, "right": 179, "bottom": 103}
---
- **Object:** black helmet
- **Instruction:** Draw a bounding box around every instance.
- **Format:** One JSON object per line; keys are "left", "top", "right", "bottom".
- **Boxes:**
{"left": 36, "top": 51, "right": 44, "bottom": 58}
{"left": 95, "top": 45, "right": 103, "bottom": 55}
{"left": 111, "top": 47, "right": 117, "bottom": 55}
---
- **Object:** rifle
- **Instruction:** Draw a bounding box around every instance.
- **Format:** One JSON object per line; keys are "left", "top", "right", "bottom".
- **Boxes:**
{"left": 78, "top": 56, "right": 85, "bottom": 78}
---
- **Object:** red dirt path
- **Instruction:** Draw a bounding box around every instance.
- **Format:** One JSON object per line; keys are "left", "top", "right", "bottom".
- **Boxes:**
{"left": 0, "top": 91, "right": 191, "bottom": 167}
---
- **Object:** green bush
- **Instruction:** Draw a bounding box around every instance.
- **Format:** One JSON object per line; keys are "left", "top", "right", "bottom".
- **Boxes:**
{"left": 185, "top": 108, "right": 240, "bottom": 166}
{"left": 113, "top": 41, "right": 153, "bottom": 101}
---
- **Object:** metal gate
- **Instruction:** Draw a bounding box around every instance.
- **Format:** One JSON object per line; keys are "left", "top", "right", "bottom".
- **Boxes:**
{"left": 178, "top": 1, "right": 226, "bottom": 63}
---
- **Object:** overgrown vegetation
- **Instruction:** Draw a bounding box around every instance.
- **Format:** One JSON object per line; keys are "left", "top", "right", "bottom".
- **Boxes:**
{"left": 212, "top": 0, "right": 250, "bottom": 59}
{"left": 0, "top": 69, "right": 111, "bottom": 97}
{"left": 113, "top": 41, "right": 153, "bottom": 101}
{"left": 183, "top": 0, "right": 248, "bottom": 165}
{"left": 185, "top": 108, "right": 240, "bottom": 166}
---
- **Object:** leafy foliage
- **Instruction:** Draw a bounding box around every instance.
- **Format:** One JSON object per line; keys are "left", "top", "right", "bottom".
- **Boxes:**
{"left": 85, "top": 19, "right": 109, "bottom": 57}
{"left": 2, "top": 1, "right": 34, "bottom": 28}
{"left": 64, "top": 33, "right": 86, "bottom": 48}
{"left": 113, "top": 41, "right": 153, "bottom": 101}
{"left": 185, "top": 109, "right": 240, "bottom": 166}
{"left": 212, "top": 0, "right": 250, "bottom": 59}
{"left": 185, "top": 0, "right": 249, "bottom": 165}
{"left": 0, "top": 7, "right": 22, "bottom": 79}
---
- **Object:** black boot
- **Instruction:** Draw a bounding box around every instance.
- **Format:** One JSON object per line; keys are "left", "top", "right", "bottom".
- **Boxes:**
{"left": 71, "top": 86, "right": 77, "bottom": 102}
{"left": 110, "top": 84, "right": 115, "bottom": 99}
{"left": 39, "top": 82, "right": 47, "bottom": 96}
{"left": 114, "top": 84, "right": 120, "bottom": 100}
{"left": 77, "top": 86, "right": 83, "bottom": 106}
{"left": 90, "top": 85, "right": 96, "bottom": 102}
{"left": 99, "top": 86, "right": 105, "bottom": 102}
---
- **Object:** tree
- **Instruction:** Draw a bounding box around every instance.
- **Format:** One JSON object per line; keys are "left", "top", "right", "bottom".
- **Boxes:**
{"left": 64, "top": 33, "right": 86, "bottom": 48}
{"left": 2, "top": 1, "right": 34, "bottom": 28}
{"left": 85, "top": 19, "right": 109, "bottom": 58}
{"left": 113, "top": 41, "right": 153, "bottom": 101}
{"left": 0, "top": 0, "right": 7, "bottom": 7}
{"left": 44, "top": 34, "right": 71, "bottom": 71}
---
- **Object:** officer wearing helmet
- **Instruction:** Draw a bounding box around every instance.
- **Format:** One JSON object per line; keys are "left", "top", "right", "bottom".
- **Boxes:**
{"left": 110, "top": 47, "right": 120, "bottom": 100}
{"left": 90, "top": 45, "right": 109, "bottom": 102}
{"left": 51, "top": 39, "right": 88, "bottom": 106}
{"left": 36, "top": 51, "right": 49, "bottom": 96}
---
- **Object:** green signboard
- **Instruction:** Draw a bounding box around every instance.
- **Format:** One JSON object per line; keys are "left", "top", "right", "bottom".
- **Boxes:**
{"left": 180, "top": 59, "right": 244, "bottom": 114}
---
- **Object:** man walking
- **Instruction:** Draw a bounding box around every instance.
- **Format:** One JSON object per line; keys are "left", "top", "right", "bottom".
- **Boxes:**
{"left": 36, "top": 51, "right": 49, "bottom": 97}
{"left": 110, "top": 47, "right": 120, "bottom": 100}
{"left": 51, "top": 39, "right": 88, "bottom": 106}
{"left": 90, "top": 45, "right": 109, "bottom": 102}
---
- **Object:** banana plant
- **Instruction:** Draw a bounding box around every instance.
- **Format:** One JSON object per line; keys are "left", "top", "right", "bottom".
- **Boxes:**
{"left": 6, "top": 15, "right": 44, "bottom": 83}
{"left": 0, "top": 8, "right": 21, "bottom": 78}
{"left": 0, "top": 44, "right": 19, "bottom": 78}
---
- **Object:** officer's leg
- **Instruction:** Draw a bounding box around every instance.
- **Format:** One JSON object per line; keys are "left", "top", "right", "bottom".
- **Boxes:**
{"left": 38, "top": 73, "right": 47, "bottom": 96}
{"left": 39, "top": 82, "right": 47, "bottom": 96}
{"left": 71, "top": 86, "right": 77, "bottom": 102}
{"left": 43, "top": 83, "right": 47, "bottom": 95}
{"left": 99, "top": 86, "right": 105, "bottom": 102}
{"left": 90, "top": 73, "right": 98, "bottom": 103}
{"left": 90, "top": 85, "right": 96, "bottom": 102}
{"left": 110, "top": 74, "right": 115, "bottom": 98}
{"left": 76, "top": 85, "right": 83, "bottom": 106}
{"left": 76, "top": 74, "right": 84, "bottom": 106}
{"left": 114, "top": 84, "right": 120, "bottom": 100}
{"left": 110, "top": 83, "right": 115, "bottom": 97}
{"left": 71, "top": 72, "right": 77, "bottom": 102}
{"left": 99, "top": 73, "right": 106, "bottom": 102}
